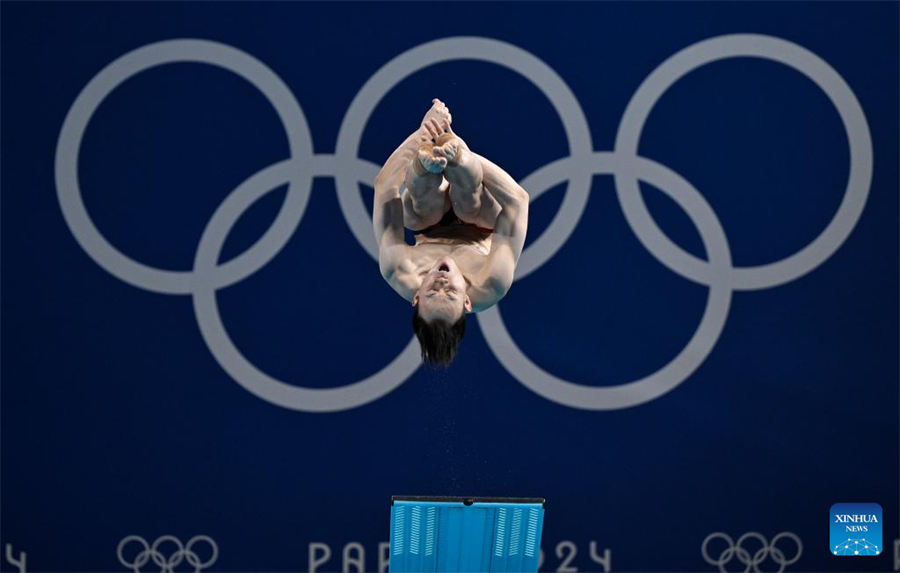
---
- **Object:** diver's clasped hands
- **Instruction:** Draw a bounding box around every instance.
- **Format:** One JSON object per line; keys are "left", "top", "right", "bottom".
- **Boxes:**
{"left": 419, "top": 97, "right": 452, "bottom": 139}
{"left": 416, "top": 98, "right": 461, "bottom": 174}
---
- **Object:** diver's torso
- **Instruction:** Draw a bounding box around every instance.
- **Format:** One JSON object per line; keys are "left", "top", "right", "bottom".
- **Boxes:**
{"left": 412, "top": 222, "right": 492, "bottom": 277}
{"left": 385, "top": 211, "right": 496, "bottom": 304}
{"left": 407, "top": 240, "right": 489, "bottom": 279}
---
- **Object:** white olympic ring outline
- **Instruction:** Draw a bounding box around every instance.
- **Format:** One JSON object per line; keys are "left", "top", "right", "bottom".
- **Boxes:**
{"left": 701, "top": 532, "right": 802, "bottom": 573}
{"left": 55, "top": 34, "right": 872, "bottom": 412}
{"left": 116, "top": 535, "right": 218, "bottom": 573}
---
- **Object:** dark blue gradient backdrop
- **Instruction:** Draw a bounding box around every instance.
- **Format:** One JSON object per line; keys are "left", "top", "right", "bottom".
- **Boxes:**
{"left": 1, "top": 2, "right": 898, "bottom": 572}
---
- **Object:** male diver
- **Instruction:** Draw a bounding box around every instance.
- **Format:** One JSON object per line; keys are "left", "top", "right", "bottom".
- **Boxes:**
{"left": 373, "top": 99, "right": 529, "bottom": 366}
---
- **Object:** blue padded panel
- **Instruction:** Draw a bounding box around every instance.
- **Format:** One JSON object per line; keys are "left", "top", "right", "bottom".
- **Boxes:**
{"left": 389, "top": 496, "right": 545, "bottom": 572}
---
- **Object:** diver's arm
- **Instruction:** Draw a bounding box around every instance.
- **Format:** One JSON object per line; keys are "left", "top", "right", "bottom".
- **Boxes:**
{"left": 470, "top": 152, "right": 529, "bottom": 304}
{"left": 374, "top": 125, "right": 437, "bottom": 288}
{"left": 374, "top": 130, "right": 426, "bottom": 242}
{"left": 374, "top": 129, "right": 430, "bottom": 204}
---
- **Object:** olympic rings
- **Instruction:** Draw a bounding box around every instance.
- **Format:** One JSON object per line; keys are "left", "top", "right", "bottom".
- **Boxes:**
{"left": 55, "top": 34, "right": 871, "bottom": 412}
{"left": 116, "top": 535, "right": 218, "bottom": 573}
{"left": 701, "top": 531, "right": 802, "bottom": 573}
{"left": 614, "top": 34, "right": 872, "bottom": 290}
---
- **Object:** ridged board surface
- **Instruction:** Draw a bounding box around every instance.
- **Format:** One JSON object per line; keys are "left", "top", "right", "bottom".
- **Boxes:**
{"left": 389, "top": 500, "right": 545, "bottom": 572}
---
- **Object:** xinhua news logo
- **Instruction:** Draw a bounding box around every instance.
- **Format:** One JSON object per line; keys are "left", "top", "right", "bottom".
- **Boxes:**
{"left": 830, "top": 502, "right": 882, "bottom": 556}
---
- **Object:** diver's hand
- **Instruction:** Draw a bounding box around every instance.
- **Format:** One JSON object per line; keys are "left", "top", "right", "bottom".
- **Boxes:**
{"left": 419, "top": 98, "right": 453, "bottom": 142}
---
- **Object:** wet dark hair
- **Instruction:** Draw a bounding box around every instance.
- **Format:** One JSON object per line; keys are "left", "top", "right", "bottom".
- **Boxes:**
{"left": 412, "top": 306, "right": 467, "bottom": 367}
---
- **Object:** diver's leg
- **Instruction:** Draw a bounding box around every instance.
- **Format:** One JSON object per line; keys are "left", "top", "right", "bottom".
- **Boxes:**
{"left": 435, "top": 134, "right": 501, "bottom": 229}
{"left": 401, "top": 142, "right": 451, "bottom": 231}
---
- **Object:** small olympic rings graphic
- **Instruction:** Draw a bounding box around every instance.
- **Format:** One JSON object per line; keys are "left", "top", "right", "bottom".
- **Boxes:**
{"left": 701, "top": 532, "right": 802, "bottom": 573}
{"left": 116, "top": 535, "right": 218, "bottom": 573}
{"left": 55, "top": 34, "right": 872, "bottom": 412}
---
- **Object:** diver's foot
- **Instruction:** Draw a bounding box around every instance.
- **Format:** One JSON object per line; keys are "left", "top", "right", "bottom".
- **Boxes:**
{"left": 416, "top": 144, "right": 447, "bottom": 174}
{"left": 431, "top": 134, "right": 465, "bottom": 166}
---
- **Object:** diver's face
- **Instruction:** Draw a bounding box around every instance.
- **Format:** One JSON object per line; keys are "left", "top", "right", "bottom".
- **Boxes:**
{"left": 414, "top": 257, "right": 472, "bottom": 322}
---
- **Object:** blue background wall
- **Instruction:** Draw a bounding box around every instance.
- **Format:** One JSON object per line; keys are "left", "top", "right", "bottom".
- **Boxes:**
{"left": 1, "top": 2, "right": 898, "bottom": 571}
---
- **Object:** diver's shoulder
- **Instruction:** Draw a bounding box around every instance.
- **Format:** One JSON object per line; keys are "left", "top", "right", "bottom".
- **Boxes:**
{"left": 468, "top": 275, "right": 510, "bottom": 313}
{"left": 379, "top": 247, "right": 420, "bottom": 302}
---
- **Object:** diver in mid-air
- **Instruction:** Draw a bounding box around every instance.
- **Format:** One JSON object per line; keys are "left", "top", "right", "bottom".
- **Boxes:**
{"left": 374, "top": 99, "right": 530, "bottom": 366}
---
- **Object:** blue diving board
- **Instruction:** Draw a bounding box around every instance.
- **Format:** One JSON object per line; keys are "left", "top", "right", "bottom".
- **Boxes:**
{"left": 389, "top": 496, "right": 546, "bottom": 572}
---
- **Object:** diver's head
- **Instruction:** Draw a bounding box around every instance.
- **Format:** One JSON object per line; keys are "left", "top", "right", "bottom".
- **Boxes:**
{"left": 411, "top": 257, "right": 471, "bottom": 366}
{"left": 413, "top": 257, "right": 472, "bottom": 322}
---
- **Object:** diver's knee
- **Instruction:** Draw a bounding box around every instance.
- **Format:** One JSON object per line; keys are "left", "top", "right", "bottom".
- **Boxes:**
{"left": 449, "top": 183, "right": 484, "bottom": 218}
{"left": 402, "top": 189, "right": 446, "bottom": 230}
